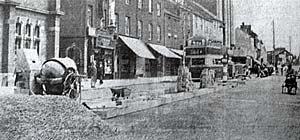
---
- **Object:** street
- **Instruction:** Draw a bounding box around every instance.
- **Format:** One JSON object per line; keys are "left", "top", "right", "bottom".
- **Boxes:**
{"left": 106, "top": 76, "right": 300, "bottom": 140}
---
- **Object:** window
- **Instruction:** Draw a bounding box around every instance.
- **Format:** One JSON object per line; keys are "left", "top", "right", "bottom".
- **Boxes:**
{"left": 15, "top": 39, "right": 21, "bottom": 54}
{"left": 87, "top": 5, "right": 93, "bottom": 27}
{"left": 125, "top": 16, "right": 130, "bottom": 35}
{"left": 192, "top": 58, "right": 205, "bottom": 65}
{"left": 115, "top": 13, "right": 119, "bottom": 32}
{"left": 25, "top": 23, "right": 31, "bottom": 37}
{"left": 200, "top": 19, "right": 203, "bottom": 30}
{"left": 157, "top": 3, "right": 161, "bottom": 16}
{"left": 157, "top": 25, "right": 161, "bottom": 41}
{"left": 148, "top": 23, "right": 152, "bottom": 40}
{"left": 25, "top": 40, "right": 31, "bottom": 49}
{"left": 148, "top": 0, "right": 152, "bottom": 13}
{"left": 34, "top": 41, "right": 40, "bottom": 55}
{"left": 16, "top": 23, "right": 21, "bottom": 35}
{"left": 125, "top": 0, "right": 130, "bottom": 5}
{"left": 137, "top": 20, "right": 143, "bottom": 39}
{"left": 34, "top": 25, "right": 40, "bottom": 38}
{"left": 104, "top": 9, "right": 107, "bottom": 27}
{"left": 138, "top": 0, "right": 143, "bottom": 9}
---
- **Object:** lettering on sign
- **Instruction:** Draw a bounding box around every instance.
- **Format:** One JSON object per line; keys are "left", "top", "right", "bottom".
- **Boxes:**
{"left": 96, "top": 36, "right": 111, "bottom": 47}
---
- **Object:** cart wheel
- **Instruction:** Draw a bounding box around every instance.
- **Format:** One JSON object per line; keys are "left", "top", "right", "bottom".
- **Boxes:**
{"left": 63, "top": 72, "right": 80, "bottom": 100}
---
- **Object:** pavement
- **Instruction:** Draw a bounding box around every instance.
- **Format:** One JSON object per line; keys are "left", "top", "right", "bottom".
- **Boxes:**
{"left": 80, "top": 76, "right": 255, "bottom": 119}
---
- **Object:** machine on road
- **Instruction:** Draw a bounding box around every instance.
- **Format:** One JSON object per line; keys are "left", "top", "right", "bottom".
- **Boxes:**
{"left": 31, "top": 57, "right": 84, "bottom": 100}
{"left": 282, "top": 74, "right": 297, "bottom": 95}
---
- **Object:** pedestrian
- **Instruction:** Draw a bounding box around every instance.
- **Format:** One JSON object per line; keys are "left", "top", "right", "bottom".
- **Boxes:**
{"left": 98, "top": 61, "right": 104, "bottom": 85}
{"left": 90, "top": 60, "right": 97, "bottom": 88}
{"left": 283, "top": 64, "right": 288, "bottom": 76}
{"left": 257, "top": 65, "right": 261, "bottom": 78}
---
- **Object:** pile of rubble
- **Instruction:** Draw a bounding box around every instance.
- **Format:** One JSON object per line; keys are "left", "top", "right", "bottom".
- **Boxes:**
{"left": 0, "top": 94, "right": 118, "bottom": 140}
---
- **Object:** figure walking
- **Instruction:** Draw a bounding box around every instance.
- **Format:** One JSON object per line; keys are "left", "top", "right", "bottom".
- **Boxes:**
{"left": 90, "top": 60, "right": 97, "bottom": 88}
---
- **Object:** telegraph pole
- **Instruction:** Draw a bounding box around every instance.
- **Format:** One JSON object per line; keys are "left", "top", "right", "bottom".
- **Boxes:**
{"left": 289, "top": 36, "right": 292, "bottom": 53}
{"left": 272, "top": 20, "right": 276, "bottom": 66}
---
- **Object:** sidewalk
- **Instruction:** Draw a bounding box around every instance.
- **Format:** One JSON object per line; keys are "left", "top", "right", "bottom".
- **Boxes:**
{"left": 81, "top": 76, "right": 246, "bottom": 119}
{"left": 80, "top": 76, "right": 177, "bottom": 90}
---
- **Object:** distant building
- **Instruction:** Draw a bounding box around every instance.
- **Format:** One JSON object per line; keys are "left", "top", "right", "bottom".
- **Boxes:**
{"left": 0, "top": 0, "right": 62, "bottom": 85}
{"left": 267, "top": 48, "right": 293, "bottom": 66}
{"left": 229, "top": 23, "right": 262, "bottom": 76}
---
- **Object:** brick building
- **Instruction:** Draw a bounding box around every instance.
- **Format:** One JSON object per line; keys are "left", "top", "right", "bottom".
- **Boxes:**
{"left": 104, "top": 0, "right": 183, "bottom": 78}
{"left": 0, "top": 0, "right": 62, "bottom": 85}
{"left": 60, "top": 0, "right": 104, "bottom": 75}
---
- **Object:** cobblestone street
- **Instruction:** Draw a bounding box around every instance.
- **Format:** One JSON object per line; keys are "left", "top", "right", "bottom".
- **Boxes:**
{"left": 106, "top": 76, "right": 300, "bottom": 140}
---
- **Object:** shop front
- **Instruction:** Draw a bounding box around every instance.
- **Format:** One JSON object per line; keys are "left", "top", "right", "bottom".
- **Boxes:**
{"left": 116, "top": 36, "right": 156, "bottom": 79}
{"left": 94, "top": 31, "right": 114, "bottom": 79}
{"left": 147, "top": 43, "right": 181, "bottom": 76}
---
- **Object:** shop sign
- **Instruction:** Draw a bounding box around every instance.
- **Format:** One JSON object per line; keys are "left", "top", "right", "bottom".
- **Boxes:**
{"left": 96, "top": 36, "right": 112, "bottom": 47}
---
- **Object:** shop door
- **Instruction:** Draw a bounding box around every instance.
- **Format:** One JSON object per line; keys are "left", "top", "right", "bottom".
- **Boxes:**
{"left": 150, "top": 59, "right": 158, "bottom": 77}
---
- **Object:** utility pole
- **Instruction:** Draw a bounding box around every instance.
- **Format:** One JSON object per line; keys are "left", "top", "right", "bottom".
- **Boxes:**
{"left": 272, "top": 20, "right": 276, "bottom": 66}
{"left": 289, "top": 36, "right": 292, "bottom": 53}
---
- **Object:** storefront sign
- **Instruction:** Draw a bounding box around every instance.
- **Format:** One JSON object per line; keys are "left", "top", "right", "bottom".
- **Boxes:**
{"left": 96, "top": 37, "right": 112, "bottom": 47}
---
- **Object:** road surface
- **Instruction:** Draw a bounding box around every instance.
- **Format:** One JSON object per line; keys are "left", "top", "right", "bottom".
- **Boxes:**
{"left": 106, "top": 76, "right": 300, "bottom": 140}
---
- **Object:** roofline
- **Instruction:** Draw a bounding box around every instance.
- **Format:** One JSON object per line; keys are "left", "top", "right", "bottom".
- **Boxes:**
{"left": 191, "top": 0, "right": 221, "bottom": 21}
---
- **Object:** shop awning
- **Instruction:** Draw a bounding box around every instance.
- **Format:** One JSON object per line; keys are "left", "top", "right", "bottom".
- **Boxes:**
{"left": 170, "top": 48, "right": 184, "bottom": 56}
{"left": 148, "top": 44, "right": 181, "bottom": 59}
{"left": 119, "top": 36, "right": 155, "bottom": 59}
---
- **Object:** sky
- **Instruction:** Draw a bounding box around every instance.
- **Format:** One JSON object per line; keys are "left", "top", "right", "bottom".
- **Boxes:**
{"left": 233, "top": 0, "right": 300, "bottom": 55}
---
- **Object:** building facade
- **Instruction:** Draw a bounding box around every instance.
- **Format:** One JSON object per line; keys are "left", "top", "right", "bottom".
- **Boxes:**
{"left": 229, "top": 23, "right": 264, "bottom": 76}
{"left": 183, "top": 0, "right": 224, "bottom": 80}
{"left": 0, "top": 0, "right": 62, "bottom": 85}
{"left": 104, "top": 0, "right": 183, "bottom": 78}
{"left": 60, "top": 0, "right": 102, "bottom": 75}
{"left": 267, "top": 48, "right": 293, "bottom": 66}
{"left": 60, "top": 0, "right": 224, "bottom": 79}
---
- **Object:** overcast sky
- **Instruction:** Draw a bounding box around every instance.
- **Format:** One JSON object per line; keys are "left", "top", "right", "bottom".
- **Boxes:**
{"left": 233, "top": 0, "right": 300, "bottom": 55}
